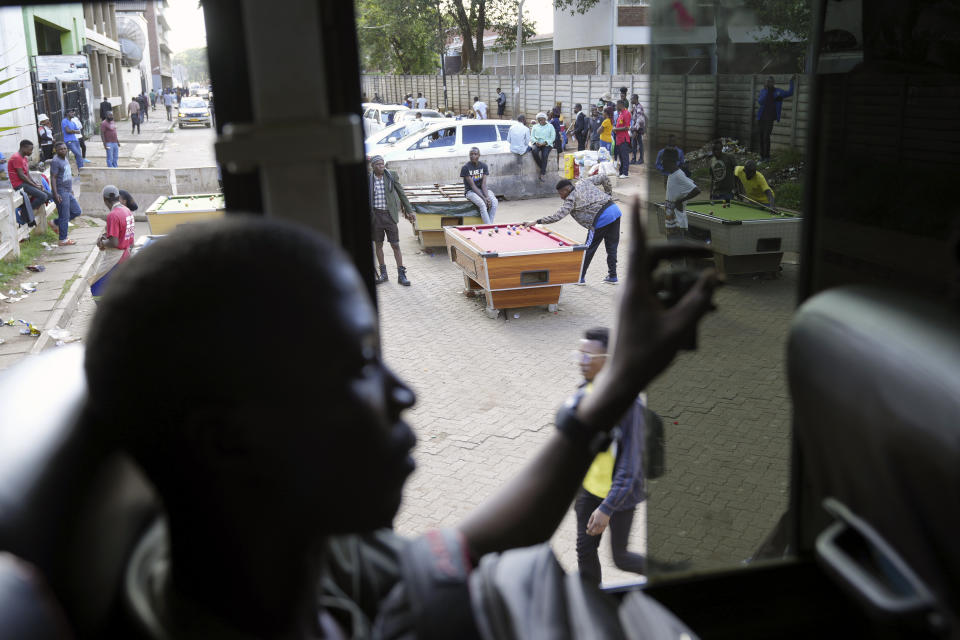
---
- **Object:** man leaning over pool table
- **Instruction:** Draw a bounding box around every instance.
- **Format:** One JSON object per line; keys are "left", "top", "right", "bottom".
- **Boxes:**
{"left": 521, "top": 173, "right": 621, "bottom": 285}
{"left": 734, "top": 160, "right": 776, "bottom": 210}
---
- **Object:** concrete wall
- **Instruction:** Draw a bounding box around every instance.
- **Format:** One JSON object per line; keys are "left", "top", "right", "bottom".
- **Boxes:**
{"left": 0, "top": 8, "right": 36, "bottom": 158}
{"left": 75, "top": 166, "right": 219, "bottom": 220}
{"left": 387, "top": 151, "right": 560, "bottom": 200}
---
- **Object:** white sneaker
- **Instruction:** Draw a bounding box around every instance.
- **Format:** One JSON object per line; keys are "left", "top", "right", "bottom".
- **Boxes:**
{"left": 618, "top": 174, "right": 628, "bottom": 179}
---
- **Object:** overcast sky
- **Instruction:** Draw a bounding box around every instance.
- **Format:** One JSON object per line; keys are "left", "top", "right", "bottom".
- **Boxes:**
{"left": 164, "top": 0, "right": 557, "bottom": 54}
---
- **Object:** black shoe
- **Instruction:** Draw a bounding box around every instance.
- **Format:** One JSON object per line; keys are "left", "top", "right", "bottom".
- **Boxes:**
{"left": 397, "top": 266, "right": 410, "bottom": 286}
{"left": 375, "top": 264, "right": 388, "bottom": 284}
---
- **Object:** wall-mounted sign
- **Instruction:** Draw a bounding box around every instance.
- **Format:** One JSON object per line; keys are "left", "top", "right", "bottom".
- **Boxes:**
{"left": 35, "top": 55, "right": 91, "bottom": 83}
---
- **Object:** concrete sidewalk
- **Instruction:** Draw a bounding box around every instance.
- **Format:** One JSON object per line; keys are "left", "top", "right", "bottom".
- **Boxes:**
{"left": 0, "top": 219, "right": 103, "bottom": 370}
{"left": 82, "top": 116, "right": 172, "bottom": 169}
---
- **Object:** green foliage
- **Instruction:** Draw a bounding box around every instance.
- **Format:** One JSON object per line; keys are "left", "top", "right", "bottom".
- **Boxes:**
{"left": 356, "top": 0, "right": 442, "bottom": 74}
{"left": 742, "top": 0, "right": 811, "bottom": 72}
{"left": 172, "top": 48, "right": 210, "bottom": 85}
{"left": 488, "top": 2, "right": 536, "bottom": 53}
{"left": 552, "top": 0, "right": 601, "bottom": 15}
{"left": 774, "top": 182, "right": 802, "bottom": 210}
{"left": 0, "top": 230, "right": 57, "bottom": 287}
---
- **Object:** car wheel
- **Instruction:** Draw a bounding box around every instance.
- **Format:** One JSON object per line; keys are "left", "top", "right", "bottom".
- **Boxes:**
{"left": 205, "top": 122, "right": 211, "bottom": 128}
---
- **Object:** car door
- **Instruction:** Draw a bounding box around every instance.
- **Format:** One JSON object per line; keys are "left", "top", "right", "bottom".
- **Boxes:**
{"left": 460, "top": 123, "right": 503, "bottom": 156}
{"left": 405, "top": 126, "right": 458, "bottom": 161}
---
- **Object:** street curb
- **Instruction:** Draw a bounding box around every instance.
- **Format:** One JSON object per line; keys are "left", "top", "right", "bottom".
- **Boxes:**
{"left": 29, "top": 244, "right": 100, "bottom": 356}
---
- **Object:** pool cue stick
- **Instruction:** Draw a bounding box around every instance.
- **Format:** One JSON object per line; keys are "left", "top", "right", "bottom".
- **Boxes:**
{"left": 736, "top": 192, "right": 779, "bottom": 214}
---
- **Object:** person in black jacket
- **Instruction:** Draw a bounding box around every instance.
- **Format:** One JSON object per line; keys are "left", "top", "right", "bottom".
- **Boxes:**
{"left": 573, "top": 103, "right": 588, "bottom": 151}
{"left": 99, "top": 96, "right": 112, "bottom": 121}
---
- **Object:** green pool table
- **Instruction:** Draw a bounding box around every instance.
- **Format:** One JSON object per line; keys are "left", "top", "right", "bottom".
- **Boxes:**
{"left": 146, "top": 194, "right": 225, "bottom": 234}
{"left": 657, "top": 200, "right": 803, "bottom": 275}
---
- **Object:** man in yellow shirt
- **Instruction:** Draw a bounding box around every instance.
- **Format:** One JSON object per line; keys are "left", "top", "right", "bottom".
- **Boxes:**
{"left": 734, "top": 160, "right": 776, "bottom": 209}
{"left": 574, "top": 327, "right": 647, "bottom": 585}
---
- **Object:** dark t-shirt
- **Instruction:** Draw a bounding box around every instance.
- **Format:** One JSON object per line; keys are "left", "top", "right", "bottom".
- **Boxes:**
{"left": 50, "top": 156, "right": 73, "bottom": 194}
{"left": 709, "top": 153, "right": 736, "bottom": 194}
{"left": 460, "top": 161, "right": 489, "bottom": 195}
{"left": 762, "top": 90, "right": 778, "bottom": 121}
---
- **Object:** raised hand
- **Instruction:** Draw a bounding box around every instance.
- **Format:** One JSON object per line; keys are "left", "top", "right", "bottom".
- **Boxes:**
{"left": 577, "top": 197, "right": 719, "bottom": 432}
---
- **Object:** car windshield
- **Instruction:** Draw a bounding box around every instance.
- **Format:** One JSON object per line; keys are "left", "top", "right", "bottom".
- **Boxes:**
{"left": 180, "top": 99, "right": 206, "bottom": 108}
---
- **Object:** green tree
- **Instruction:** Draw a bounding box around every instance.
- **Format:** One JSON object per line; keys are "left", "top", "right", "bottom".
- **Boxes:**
{"left": 487, "top": 2, "right": 536, "bottom": 53}
{"left": 172, "top": 48, "right": 210, "bottom": 84}
{"left": 552, "top": 0, "right": 600, "bottom": 15}
{"left": 740, "top": 0, "right": 811, "bottom": 71}
{"left": 356, "top": 0, "right": 441, "bottom": 74}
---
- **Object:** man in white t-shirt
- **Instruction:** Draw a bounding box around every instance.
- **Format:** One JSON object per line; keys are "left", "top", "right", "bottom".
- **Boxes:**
{"left": 472, "top": 96, "right": 487, "bottom": 119}
{"left": 416, "top": 92, "right": 426, "bottom": 109}
{"left": 663, "top": 156, "right": 700, "bottom": 242}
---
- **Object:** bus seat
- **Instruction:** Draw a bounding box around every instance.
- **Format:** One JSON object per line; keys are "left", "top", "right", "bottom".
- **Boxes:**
{"left": 0, "top": 552, "right": 74, "bottom": 639}
{"left": 0, "top": 346, "right": 160, "bottom": 638}
{"left": 789, "top": 286, "right": 960, "bottom": 632}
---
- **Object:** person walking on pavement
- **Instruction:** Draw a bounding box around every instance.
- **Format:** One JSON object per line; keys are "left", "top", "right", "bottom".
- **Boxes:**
{"left": 522, "top": 174, "right": 622, "bottom": 284}
{"left": 530, "top": 112, "right": 556, "bottom": 180}
{"left": 70, "top": 111, "right": 88, "bottom": 161}
{"left": 460, "top": 147, "right": 498, "bottom": 224}
{"left": 49, "top": 141, "right": 82, "bottom": 246}
{"left": 368, "top": 155, "right": 414, "bottom": 286}
{"left": 756, "top": 75, "right": 795, "bottom": 160}
{"left": 496, "top": 87, "right": 506, "bottom": 117}
{"left": 629, "top": 94, "right": 646, "bottom": 165}
{"left": 150, "top": 89, "right": 157, "bottom": 110}
{"left": 572, "top": 103, "right": 587, "bottom": 151}
{"left": 7, "top": 139, "right": 52, "bottom": 227}
{"left": 60, "top": 109, "right": 85, "bottom": 173}
{"left": 573, "top": 326, "right": 649, "bottom": 586}
{"left": 138, "top": 93, "right": 149, "bottom": 123}
{"left": 163, "top": 90, "right": 175, "bottom": 121}
{"left": 99, "top": 95, "right": 112, "bottom": 121}
{"left": 128, "top": 97, "right": 141, "bottom": 134}
{"left": 100, "top": 112, "right": 121, "bottom": 168}
{"left": 613, "top": 99, "right": 632, "bottom": 178}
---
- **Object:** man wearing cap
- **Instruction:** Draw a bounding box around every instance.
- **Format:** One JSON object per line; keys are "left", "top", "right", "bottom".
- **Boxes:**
{"left": 37, "top": 114, "right": 54, "bottom": 160}
{"left": 61, "top": 109, "right": 84, "bottom": 173}
{"left": 734, "top": 160, "right": 776, "bottom": 209}
{"left": 530, "top": 112, "right": 556, "bottom": 180}
{"left": 368, "top": 155, "right": 414, "bottom": 286}
{"left": 90, "top": 185, "right": 136, "bottom": 299}
{"left": 460, "top": 147, "right": 497, "bottom": 224}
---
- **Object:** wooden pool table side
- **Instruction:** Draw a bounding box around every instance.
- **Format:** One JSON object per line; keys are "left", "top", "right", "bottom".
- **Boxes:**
{"left": 405, "top": 183, "right": 484, "bottom": 248}
{"left": 444, "top": 226, "right": 585, "bottom": 317}
{"left": 145, "top": 194, "right": 226, "bottom": 234}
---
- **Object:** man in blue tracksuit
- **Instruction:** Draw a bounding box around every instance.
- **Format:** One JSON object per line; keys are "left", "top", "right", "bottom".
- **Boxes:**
{"left": 756, "top": 75, "right": 795, "bottom": 160}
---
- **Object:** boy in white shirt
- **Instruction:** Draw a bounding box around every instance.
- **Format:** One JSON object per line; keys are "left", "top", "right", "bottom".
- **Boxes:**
{"left": 664, "top": 157, "right": 700, "bottom": 242}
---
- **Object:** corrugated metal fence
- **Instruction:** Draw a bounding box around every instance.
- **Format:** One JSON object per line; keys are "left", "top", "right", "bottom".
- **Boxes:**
{"left": 362, "top": 74, "right": 809, "bottom": 155}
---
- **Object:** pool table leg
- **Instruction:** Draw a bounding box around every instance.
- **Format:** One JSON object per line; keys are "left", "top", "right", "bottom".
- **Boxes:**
{"left": 463, "top": 275, "right": 483, "bottom": 298}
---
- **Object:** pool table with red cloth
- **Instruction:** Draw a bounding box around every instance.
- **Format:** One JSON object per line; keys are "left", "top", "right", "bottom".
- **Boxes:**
{"left": 444, "top": 224, "right": 586, "bottom": 317}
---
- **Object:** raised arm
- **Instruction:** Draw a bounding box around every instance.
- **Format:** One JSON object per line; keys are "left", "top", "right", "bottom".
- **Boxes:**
{"left": 459, "top": 200, "right": 718, "bottom": 558}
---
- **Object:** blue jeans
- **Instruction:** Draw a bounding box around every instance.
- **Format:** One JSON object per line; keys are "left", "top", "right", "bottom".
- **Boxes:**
{"left": 65, "top": 140, "right": 84, "bottom": 170}
{"left": 581, "top": 212, "right": 621, "bottom": 280}
{"left": 55, "top": 192, "right": 82, "bottom": 241}
{"left": 105, "top": 142, "right": 119, "bottom": 168}
{"left": 599, "top": 141, "right": 612, "bottom": 153}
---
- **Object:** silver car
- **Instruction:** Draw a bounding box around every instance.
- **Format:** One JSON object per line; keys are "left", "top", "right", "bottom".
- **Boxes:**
{"left": 177, "top": 97, "right": 212, "bottom": 128}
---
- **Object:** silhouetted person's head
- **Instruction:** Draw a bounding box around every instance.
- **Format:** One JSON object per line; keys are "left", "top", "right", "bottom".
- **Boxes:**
{"left": 85, "top": 218, "right": 417, "bottom": 542}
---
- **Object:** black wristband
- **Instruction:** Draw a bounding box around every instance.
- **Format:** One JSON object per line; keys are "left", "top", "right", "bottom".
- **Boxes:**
{"left": 555, "top": 394, "right": 612, "bottom": 453}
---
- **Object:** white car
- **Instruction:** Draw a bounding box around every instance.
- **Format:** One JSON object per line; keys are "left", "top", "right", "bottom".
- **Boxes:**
{"left": 361, "top": 103, "right": 409, "bottom": 136}
{"left": 394, "top": 109, "right": 443, "bottom": 123}
{"left": 377, "top": 119, "right": 517, "bottom": 164}
{"left": 364, "top": 119, "right": 456, "bottom": 154}
{"left": 177, "top": 97, "right": 212, "bottom": 128}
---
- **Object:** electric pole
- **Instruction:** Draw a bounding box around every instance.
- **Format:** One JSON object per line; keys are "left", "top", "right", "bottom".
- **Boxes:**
{"left": 512, "top": 0, "right": 524, "bottom": 117}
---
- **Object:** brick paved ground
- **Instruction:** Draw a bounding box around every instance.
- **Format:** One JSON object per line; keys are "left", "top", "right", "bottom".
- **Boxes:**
{"left": 378, "top": 173, "right": 795, "bottom": 583}
{"left": 55, "top": 168, "right": 795, "bottom": 585}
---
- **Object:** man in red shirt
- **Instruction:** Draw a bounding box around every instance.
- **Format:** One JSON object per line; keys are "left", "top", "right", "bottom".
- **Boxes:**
{"left": 91, "top": 185, "right": 136, "bottom": 298}
{"left": 7, "top": 139, "right": 52, "bottom": 227}
{"left": 612, "top": 100, "right": 632, "bottom": 179}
